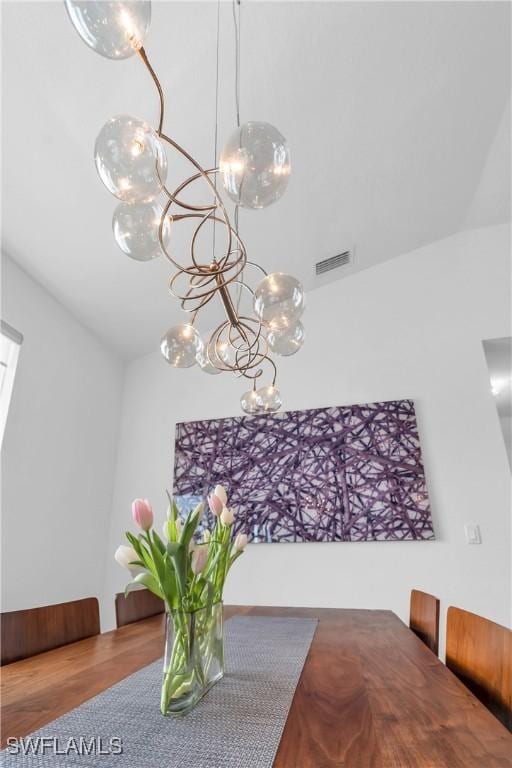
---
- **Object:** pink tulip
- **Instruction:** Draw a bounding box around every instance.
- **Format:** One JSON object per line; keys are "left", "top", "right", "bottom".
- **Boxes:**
{"left": 208, "top": 493, "right": 223, "bottom": 517}
{"left": 191, "top": 545, "right": 208, "bottom": 575}
{"left": 132, "top": 498, "right": 153, "bottom": 531}
{"left": 214, "top": 485, "right": 228, "bottom": 505}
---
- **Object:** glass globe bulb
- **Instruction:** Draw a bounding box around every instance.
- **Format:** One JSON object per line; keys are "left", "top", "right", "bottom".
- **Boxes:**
{"left": 217, "top": 342, "right": 236, "bottom": 366}
{"left": 255, "top": 385, "right": 282, "bottom": 413}
{"left": 220, "top": 122, "right": 291, "bottom": 209}
{"left": 196, "top": 348, "right": 221, "bottom": 375}
{"left": 64, "top": 1, "right": 151, "bottom": 60}
{"left": 160, "top": 325, "right": 203, "bottom": 368}
{"left": 254, "top": 273, "right": 305, "bottom": 331}
{"left": 208, "top": 340, "right": 236, "bottom": 369}
{"left": 95, "top": 115, "right": 167, "bottom": 203}
{"left": 112, "top": 201, "right": 170, "bottom": 261}
{"left": 267, "top": 321, "right": 305, "bottom": 356}
{"left": 240, "top": 389, "right": 261, "bottom": 415}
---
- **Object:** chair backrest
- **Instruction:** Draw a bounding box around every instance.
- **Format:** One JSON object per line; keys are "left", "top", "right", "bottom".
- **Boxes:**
{"left": 1, "top": 597, "right": 100, "bottom": 666}
{"left": 115, "top": 589, "right": 165, "bottom": 628}
{"left": 446, "top": 606, "right": 511, "bottom": 731}
{"left": 409, "top": 589, "right": 440, "bottom": 655}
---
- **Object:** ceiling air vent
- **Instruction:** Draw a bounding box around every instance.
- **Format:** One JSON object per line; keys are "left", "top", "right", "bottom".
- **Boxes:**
{"left": 315, "top": 250, "right": 352, "bottom": 276}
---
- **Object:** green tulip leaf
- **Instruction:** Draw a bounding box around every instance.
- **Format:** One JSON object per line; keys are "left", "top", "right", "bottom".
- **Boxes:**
{"left": 179, "top": 502, "right": 203, "bottom": 551}
{"left": 151, "top": 529, "right": 166, "bottom": 555}
{"left": 124, "top": 572, "right": 164, "bottom": 600}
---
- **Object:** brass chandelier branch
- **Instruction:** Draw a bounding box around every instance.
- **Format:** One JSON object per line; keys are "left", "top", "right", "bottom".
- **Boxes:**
{"left": 137, "top": 44, "right": 276, "bottom": 389}
{"left": 137, "top": 46, "right": 165, "bottom": 136}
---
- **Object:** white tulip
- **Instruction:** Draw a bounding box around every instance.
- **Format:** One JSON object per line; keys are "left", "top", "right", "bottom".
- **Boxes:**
{"left": 114, "top": 545, "right": 139, "bottom": 572}
{"left": 191, "top": 545, "right": 208, "bottom": 575}
{"left": 214, "top": 485, "right": 228, "bottom": 506}
{"left": 233, "top": 533, "right": 248, "bottom": 551}
{"left": 220, "top": 506, "right": 234, "bottom": 526}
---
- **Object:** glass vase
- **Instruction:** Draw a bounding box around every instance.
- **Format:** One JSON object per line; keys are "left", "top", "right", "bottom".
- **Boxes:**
{"left": 160, "top": 602, "right": 224, "bottom": 716}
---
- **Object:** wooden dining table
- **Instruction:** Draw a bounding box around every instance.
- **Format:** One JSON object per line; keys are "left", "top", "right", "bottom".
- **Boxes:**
{"left": 2, "top": 605, "right": 511, "bottom": 766}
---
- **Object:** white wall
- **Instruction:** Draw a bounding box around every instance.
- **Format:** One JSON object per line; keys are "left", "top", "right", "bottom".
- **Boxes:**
{"left": 1, "top": 256, "right": 124, "bottom": 626}
{"left": 498, "top": 414, "right": 512, "bottom": 470}
{"left": 103, "top": 224, "right": 511, "bottom": 651}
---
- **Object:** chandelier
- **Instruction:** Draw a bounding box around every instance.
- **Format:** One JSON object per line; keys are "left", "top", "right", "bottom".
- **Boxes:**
{"left": 64, "top": 0, "right": 305, "bottom": 414}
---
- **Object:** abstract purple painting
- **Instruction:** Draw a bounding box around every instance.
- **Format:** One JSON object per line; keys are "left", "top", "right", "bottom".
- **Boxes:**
{"left": 173, "top": 399, "right": 434, "bottom": 543}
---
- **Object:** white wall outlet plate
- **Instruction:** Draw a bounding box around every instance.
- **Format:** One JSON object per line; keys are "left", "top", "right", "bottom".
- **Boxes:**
{"left": 464, "top": 524, "right": 482, "bottom": 544}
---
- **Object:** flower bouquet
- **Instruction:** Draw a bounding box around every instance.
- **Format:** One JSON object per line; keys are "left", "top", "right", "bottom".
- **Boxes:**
{"left": 115, "top": 485, "right": 247, "bottom": 716}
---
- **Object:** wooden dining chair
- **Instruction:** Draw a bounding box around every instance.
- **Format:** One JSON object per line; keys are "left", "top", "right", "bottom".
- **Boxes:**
{"left": 1, "top": 597, "right": 100, "bottom": 666}
{"left": 446, "top": 607, "right": 511, "bottom": 731}
{"left": 409, "top": 589, "right": 440, "bottom": 655}
{"left": 115, "top": 588, "right": 165, "bottom": 628}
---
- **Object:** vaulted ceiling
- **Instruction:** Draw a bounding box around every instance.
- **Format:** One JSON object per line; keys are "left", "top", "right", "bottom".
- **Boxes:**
{"left": 2, "top": 1, "right": 510, "bottom": 358}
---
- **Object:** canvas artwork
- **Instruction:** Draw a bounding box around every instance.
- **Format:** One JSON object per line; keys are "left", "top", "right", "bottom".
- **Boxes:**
{"left": 173, "top": 399, "right": 434, "bottom": 543}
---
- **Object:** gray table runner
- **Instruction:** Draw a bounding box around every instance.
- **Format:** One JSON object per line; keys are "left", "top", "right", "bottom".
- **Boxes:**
{"left": 3, "top": 616, "right": 317, "bottom": 768}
